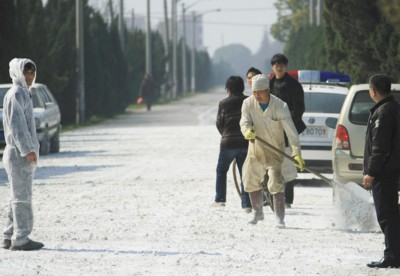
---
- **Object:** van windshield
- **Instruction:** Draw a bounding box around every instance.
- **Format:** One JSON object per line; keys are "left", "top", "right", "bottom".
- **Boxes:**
{"left": 304, "top": 92, "right": 346, "bottom": 113}
{"left": 0, "top": 87, "right": 43, "bottom": 108}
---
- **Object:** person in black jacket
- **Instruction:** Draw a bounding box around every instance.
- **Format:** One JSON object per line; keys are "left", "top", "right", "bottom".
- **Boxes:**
{"left": 363, "top": 74, "right": 400, "bottom": 268}
{"left": 269, "top": 54, "right": 306, "bottom": 208}
{"left": 212, "top": 76, "right": 252, "bottom": 212}
{"left": 139, "top": 73, "right": 154, "bottom": 111}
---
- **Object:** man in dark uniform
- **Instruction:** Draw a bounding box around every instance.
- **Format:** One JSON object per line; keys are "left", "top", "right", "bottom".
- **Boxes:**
{"left": 363, "top": 74, "right": 400, "bottom": 268}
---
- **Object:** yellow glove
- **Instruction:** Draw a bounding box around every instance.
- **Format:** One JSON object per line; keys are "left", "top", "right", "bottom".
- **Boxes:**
{"left": 293, "top": 154, "right": 305, "bottom": 171}
{"left": 244, "top": 127, "right": 256, "bottom": 140}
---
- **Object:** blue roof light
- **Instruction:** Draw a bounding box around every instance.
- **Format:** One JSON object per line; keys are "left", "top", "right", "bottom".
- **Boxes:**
{"left": 320, "top": 71, "right": 351, "bottom": 83}
{"left": 297, "top": 70, "right": 351, "bottom": 83}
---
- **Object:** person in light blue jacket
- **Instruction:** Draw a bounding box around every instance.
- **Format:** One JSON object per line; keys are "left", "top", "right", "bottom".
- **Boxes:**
{"left": 2, "top": 58, "right": 44, "bottom": 251}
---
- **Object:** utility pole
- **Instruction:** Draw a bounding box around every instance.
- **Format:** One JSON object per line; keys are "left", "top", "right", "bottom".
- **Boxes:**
{"left": 119, "top": 0, "right": 125, "bottom": 51}
{"left": 191, "top": 11, "right": 196, "bottom": 93}
{"left": 181, "top": 3, "right": 187, "bottom": 94}
{"left": 171, "top": 0, "right": 177, "bottom": 98}
{"left": 76, "top": 0, "right": 85, "bottom": 124}
{"left": 316, "top": 0, "right": 322, "bottom": 26}
{"left": 309, "top": 0, "right": 315, "bottom": 25}
{"left": 163, "top": 0, "right": 170, "bottom": 98}
{"left": 146, "top": 0, "right": 152, "bottom": 76}
{"left": 191, "top": 9, "right": 220, "bottom": 93}
{"left": 131, "top": 9, "right": 135, "bottom": 30}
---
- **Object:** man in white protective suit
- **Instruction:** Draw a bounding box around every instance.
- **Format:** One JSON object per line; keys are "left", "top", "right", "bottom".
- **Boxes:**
{"left": 240, "top": 74, "right": 305, "bottom": 228}
{"left": 2, "top": 58, "right": 44, "bottom": 251}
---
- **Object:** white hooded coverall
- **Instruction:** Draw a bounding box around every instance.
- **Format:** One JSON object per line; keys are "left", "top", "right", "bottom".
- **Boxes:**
{"left": 240, "top": 94, "right": 301, "bottom": 194}
{"left": 2, "top": 58, "right": 40, "bottom": 246}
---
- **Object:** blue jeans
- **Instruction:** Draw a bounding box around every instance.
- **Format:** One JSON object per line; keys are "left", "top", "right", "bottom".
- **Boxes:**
{"left": 215, "top": 148, "right": 251, "bottom": 208}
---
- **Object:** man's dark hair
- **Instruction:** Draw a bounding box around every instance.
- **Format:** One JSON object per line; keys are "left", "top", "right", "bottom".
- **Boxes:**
{"left": 369, "top": 74, "right": 391, "bottom": 95}
{"left": 271, "top": 53, "right": 288, "bottom": 66}
{"left": 225, "top": 76, "right": 244, "bottom": 96}
{"left": 23, "top": 62, "right": 36, "bottom": 72}
{"left": 246, "top": 67, "right": 262, "bottom": 76}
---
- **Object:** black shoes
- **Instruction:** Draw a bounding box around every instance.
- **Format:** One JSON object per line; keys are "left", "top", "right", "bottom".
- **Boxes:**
{"left": 2, "top": 239, "right": 11, "bottom": 249}
{"left": 9, "top": 240, "right": 44, "bottom": 251}
{"left": 367, "top": 258, "right": 400, "bottom": 268}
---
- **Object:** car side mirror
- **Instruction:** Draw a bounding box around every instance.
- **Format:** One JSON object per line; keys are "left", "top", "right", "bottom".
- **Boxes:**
{"left": 325, "top": 117, "right": 338, "bottom": 129}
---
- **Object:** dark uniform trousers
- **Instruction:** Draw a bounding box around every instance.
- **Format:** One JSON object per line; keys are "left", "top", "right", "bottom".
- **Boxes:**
{"left": 372, "top": 173, "right": 400, "bottom": 261}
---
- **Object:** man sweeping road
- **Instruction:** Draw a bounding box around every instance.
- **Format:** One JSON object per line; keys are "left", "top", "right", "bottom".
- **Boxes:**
{"left": 240, "top": 74, "right": 305, "bottom": 227}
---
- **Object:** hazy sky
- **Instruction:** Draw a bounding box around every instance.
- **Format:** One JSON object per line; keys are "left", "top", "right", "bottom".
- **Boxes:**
{"left": 89, "top": 0, "right": 279, "bottom": 58}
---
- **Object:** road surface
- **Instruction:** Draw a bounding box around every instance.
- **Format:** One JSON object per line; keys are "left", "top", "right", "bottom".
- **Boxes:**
{"left": 0, "top": 88, "right": 390, "bottom": 275}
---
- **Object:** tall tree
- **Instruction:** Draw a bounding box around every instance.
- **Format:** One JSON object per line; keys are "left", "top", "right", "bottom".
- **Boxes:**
{"left": 378, "top": 0, "right": 400, "bottom": 35}
{"left": 125, "top": 30, "right": 146, "bottom": 102}
{"left": 196, "top": 51, "right": 211, "bottom": 91}
{"left": 285, "top": 25, "right": 327, "bottom": 70}
{"left": 324, "top": 0, "right": 400, "bottom": 82}
{"left": 44, "top": 0, "right": 77, "bottom": 123}
{"left": 85, "top": 10, "right": 112, "bottom": 118}
{"left": 0, "top": 0, "right": 17, "bottom": 83}
{"left": 270, "top": 0, "right": 308, "bottom": 43}
{"left": 151, "top": 31, "right": 167, "bottom": 89}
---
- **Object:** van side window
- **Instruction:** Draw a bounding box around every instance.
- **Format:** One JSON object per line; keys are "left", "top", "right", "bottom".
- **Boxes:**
{"left": 38, "top": 87, "right": 51, "bottom": 103}
{"left": 31, "top": 88, "right": 44, "bottom": 108}
{"left": 350, "top": 90, "right": 400, "bottom": 125}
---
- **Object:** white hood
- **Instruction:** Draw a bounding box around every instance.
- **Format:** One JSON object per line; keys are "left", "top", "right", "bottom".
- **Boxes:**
{"left": 9, "top": 58, "right": 37, "bottom": 90}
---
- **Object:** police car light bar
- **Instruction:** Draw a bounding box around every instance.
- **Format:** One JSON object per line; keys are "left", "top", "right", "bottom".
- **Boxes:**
{"left": 268, "top": 70, "right": 351, "bottom": 84}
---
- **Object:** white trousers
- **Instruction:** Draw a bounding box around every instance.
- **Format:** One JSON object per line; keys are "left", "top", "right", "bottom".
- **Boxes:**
{"left": 3, "top": 146, "right": 36, "bottom": 246}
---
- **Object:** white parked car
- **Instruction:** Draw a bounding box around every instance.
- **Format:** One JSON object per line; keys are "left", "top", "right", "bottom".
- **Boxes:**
{"left": 0, "top": 83, "right": 61, "bottom": 155}
{"left": 332, "top": 83, "right": 400, "bottom": 184}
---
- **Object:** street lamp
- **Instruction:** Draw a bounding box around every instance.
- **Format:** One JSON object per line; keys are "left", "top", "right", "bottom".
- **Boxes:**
{"left": 191, "top": 9, "right": 220, "bottom": 92}
{"left": 181, "top": 3, "right": 187, "bottom": 94}
{"left": 181, "top": 0, "right": 211, "bottom": 95}
{"left": 76, "top": 0, "right": 85, "bottom": 124}
{"left": 171, "top": 0, "right": 178, "bottom": 98}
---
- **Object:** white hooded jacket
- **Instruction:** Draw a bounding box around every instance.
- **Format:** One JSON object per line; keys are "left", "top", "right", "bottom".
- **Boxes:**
{"left": 3, "top": 58, "right": 39, "bottom": 156}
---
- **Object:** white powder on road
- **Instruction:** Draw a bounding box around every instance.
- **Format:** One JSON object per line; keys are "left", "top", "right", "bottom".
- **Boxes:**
{"left": 332, "top": 185, "right": 379, "bottom": 232}
{"left": 0, "top": 89, "right": 388, "bottom": 275}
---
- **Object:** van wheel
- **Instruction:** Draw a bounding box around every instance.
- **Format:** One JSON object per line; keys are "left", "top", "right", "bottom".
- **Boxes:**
{"left": 50, "top": 127, "right": 60, "bottom": 153}
{"left": 40, "top": 130, "right": 50, "bottom": 155}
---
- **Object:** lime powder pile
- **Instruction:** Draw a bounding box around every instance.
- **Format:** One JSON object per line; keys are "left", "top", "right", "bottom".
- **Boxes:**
{"left": 331, "top": 181, "right": 379, "bottom": 232}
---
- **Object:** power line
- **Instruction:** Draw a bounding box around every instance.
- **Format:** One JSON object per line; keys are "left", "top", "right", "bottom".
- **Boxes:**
{"left": 124, "top": 7, "right": 276, "bottom": 15}
{"left": 221, "top": 7, "right": 276, "bottom": 12}
{"left": 197, "top": 21, "right": 268, "bottom": 27}
{"left": 135, "top": 15, "right": 269, "bottom": 27}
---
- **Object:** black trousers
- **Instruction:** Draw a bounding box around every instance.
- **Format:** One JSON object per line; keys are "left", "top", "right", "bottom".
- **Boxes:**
{"left": 285, "top": 180, "right": 295, "bottom": 204}
{"left": 372, "top": 174, "right": 400, "bottom": 261}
